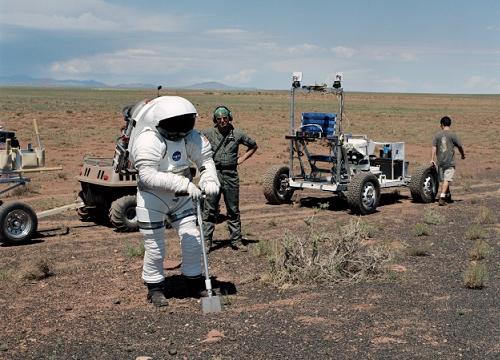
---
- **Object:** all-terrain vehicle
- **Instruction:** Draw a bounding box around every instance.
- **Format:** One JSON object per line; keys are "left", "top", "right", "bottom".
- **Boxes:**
{"left": 0, "top": 121, "right": 67, "bottom": 244}
{"left": 263, "top": 72, "right": 438, "bottom": 214}
{"left": 76, "top": 104, "right": 141, "bottom": 232}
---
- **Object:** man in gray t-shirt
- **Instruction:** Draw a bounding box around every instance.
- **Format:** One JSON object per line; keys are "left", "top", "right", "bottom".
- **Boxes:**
{"left": 431, "top": 116, "right": 465, "bottom": 206}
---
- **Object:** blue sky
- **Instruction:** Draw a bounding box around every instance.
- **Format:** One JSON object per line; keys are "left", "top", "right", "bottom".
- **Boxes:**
{"left": 0, "top": 0, "right": 499, "bottom": 93}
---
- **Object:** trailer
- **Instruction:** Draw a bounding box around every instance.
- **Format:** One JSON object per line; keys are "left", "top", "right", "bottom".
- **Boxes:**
{"left": 0, "top": 121, "right": 82, "bottom": 244}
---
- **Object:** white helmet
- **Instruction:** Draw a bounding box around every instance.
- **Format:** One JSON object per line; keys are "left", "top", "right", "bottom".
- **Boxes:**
{"left": 152, "top": 96, "right": 197, "bottom": 141}
{"left": 130, "top": 96, "right": 197, "bottom": 141}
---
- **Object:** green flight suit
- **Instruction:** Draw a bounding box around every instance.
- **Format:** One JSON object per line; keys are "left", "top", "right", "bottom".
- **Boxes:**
{"left": 202, "top": 124, "right": 257, "bottom": 244}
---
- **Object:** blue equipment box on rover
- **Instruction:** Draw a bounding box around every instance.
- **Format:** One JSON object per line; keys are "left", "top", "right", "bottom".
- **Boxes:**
{"left": 298, "top": 112, "right": 336, "bottom": 138}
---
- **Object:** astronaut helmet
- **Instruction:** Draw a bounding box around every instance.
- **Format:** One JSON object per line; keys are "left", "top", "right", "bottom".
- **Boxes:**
{"left": 153, "top": 96, "right": 198, "bottom": 141}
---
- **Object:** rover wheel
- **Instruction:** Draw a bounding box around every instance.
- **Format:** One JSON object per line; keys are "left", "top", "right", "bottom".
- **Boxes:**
{"left": 0, "top": 201, "right": 38, "bottom": 244}
{"left": 409, "top": 165, "right": 438, "bottom": 203}
{"left": 346, "top": 173, "right": 380, "bottom": 215}
{"left": 109, "top": 195, "right": 138, "bottom": 232}
{"left": 263, "top": 165, "right": 295, "bottom": 204}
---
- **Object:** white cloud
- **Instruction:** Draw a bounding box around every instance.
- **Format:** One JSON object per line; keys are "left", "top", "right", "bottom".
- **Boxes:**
{"left": 49, "top": 48, "right": 191, "bottom": 81}
{"left": 3, "top": 12, "right": 117, "bottom": 31}
{"left": 0, "top": 0, "right": 186, "bottom": 32}
{"left": 331, "top": 46, "right": 355, "bottom": 58}
{"left": 464, "top": 75, "right": 500, "bottom": 91}
{"left": 286, "top": 43, "right": 321, "bottom": 54}
{"left": 223, "top": 69, "right": 257, "bottom": 84}
{"left": 205, "top": 28, "right": 247, "bottom": 35}
{"left": 366, "top": 47, "right": 418, "bottom": 62}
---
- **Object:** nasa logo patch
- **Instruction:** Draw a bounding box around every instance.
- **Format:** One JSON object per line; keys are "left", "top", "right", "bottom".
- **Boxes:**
{"left": 172, "top": 151, "right": 182, "bottom": 161}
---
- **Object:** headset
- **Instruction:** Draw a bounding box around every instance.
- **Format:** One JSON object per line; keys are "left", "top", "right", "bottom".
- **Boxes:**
{"left": 213, "top": 105, "right": 233, "bottom": 123}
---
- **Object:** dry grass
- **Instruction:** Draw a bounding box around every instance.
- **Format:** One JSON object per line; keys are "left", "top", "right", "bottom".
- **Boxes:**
{"left": 423, "top": 207, "right": 445, "bottom": 225}
{"left": 22, "top": 258, "right": 55, "bottom": 281}
{"left": 265, "top": 217, "right": 391, "bottom": 287}
{"left": 407, "top": 246, "right": 430, "bottom": 257}
{"left": 413, "top": 223, "right": 430, "bottom": 236}
{"left": 463, "top": 262, "right": 488, "bottom": 289}
{"left": 468, "top": 240, "right": 492, "bottom": 261}
{"left": 465, "top": 224, "right": 488, "bottom": 240}
{"left": 474, "top": 206, "right": 495, "bottom": 225}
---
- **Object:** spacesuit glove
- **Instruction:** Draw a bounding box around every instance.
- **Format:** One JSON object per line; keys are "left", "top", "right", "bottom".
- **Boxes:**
{"left": 187, "top": 182, "right": 202, "bottom": 201}
{"left": 201, "top": 180, "right": 219, "bottom": 196}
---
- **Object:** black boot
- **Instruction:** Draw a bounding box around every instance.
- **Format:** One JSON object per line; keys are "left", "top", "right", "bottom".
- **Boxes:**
{"left": 184, "top": 275, "right": 210, "bottom": 298}
{"left": 146, "top": 281, "right": 169, "bottom": 307}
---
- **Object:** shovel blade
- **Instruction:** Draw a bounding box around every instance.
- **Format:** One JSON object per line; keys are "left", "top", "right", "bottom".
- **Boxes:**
{"left": 201, "top": 295, "right": 222, "bottom": 314}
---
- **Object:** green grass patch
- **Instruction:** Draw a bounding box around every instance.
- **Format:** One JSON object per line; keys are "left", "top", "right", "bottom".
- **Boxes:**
{"left": 124, "top": 241, "right": 145, "bottom": 258}
{"left": 413, "top": 223, "right": 430, "bottom": 236}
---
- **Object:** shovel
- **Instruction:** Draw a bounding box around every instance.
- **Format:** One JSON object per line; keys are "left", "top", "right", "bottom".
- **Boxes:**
{"left": 195, "top": 197, "right": 222, "bottom": 313}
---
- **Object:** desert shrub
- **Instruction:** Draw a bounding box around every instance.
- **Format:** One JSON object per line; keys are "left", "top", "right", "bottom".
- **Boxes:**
{"left": 266, "top": 216, "right": 391, "bottom": 286}
{"left": 0, "top": 269, "right": 10, "bottom": 281}
{"left": 463, "top": 263, "right": 488, "bottom": 289}
{"left": 474, "top": 206, "right": 495, "bottom": 224}
{"left": 423, "top": 207, "right": 445, "bottom": 225}
{"left": 124, "top": 241, "right": 145, "bottom": 258}
{"left": 407, "top": 246, "right": 430, "bottom": 256}
{"left": 22, "top": 258, "right": 55, "bottom": 281}
{"left": 469, "top": 196, "right": 480, "bottom": 204}
{"left": 413, "top": 223, "right": 430, "bottom": 236}
{"left": 468, "top": 240, "right": 492, "bottom": 260}
{"left": 10, "top": 183, "right": 38, "bottom": 197}
{"left": 462, "top": 180, "right": 472, "bottom": 192}
{"left": 465, "top": 224, "right": 487, "bottom": 240}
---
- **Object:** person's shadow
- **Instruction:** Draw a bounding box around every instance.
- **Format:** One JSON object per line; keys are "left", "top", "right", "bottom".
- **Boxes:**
{"left": 164, "top": 274, "right": 237, "bottom": 299}
{"left": 208, "top": 238, "right": 260, "bottom": 252}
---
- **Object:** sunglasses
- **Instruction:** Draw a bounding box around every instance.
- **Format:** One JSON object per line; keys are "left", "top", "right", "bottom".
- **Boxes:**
{"left": 216, "top": 116, "right": 228, "bottom": 121}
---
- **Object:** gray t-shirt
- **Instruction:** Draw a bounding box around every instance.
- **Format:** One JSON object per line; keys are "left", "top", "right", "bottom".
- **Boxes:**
{"left": 432, "top": 130, "right": 462, "bottom": 168}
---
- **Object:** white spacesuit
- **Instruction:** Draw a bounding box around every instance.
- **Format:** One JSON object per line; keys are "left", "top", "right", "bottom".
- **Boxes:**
{"left": 129, "top": 96, "right": 219, "bottom": 306}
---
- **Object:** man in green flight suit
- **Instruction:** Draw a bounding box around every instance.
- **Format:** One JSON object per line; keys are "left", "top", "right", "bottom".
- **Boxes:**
{"left": 202, "top": 105, "right": 258, "bottom": 250}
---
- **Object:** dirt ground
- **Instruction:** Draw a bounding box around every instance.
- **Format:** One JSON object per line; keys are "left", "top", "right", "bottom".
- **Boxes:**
{"left": 0, "top": 88, "right": 499, "bottom": 359}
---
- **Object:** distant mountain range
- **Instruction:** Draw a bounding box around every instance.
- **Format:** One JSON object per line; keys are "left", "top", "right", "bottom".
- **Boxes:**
{"left": 0, "top": 75, "right": 253, "bottom": 91}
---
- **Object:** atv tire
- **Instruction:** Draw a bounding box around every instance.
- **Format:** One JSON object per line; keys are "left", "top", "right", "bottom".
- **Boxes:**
{"left": 109, "top": 195, "right": 138, "bottom": 232}
{"left": 409, "top": 165, "right": 439, "bottom": 203}
{"left": 76, "top": 191, "right": 93, "bottom": 222}
{"left": 0, "top": 201, "right": 38, "bottom": 244}
{"left": 346, "top": 172, "right": 380, "bottom": 215}
{"left": 263, "top": 165, "right": 295, "bottom": 204}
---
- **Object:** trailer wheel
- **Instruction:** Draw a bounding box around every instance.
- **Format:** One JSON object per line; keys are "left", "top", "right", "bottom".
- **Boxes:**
{"left": 109, "top": 195, "right": 138, "bottom": 232}
{"left": 409, "top": 165, "right": 438, "bottom": 203}
{"left": 263, "top": 165, "right": 295, "bottom": 204}
{"left": 347, "top": 173, "right": 380, "bottom": 215}
{"left": 0, "top": 201, "right": 38, "bottom": 244}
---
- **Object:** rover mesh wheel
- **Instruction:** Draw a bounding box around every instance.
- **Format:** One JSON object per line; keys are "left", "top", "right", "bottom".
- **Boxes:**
{"left": 109, "top": 195, "right": 138, "bottom": 232}
{"left": 0, "top": 201, "right": 38, "bottom": 244}
{"left": 409, "top": 165, "right": 439, "bottom": 203}
{"left": 263, "top": 165, "right": 295, "bottom": 204}
{"left": 346, "top": 172, "right": 380, "bottom": 215}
